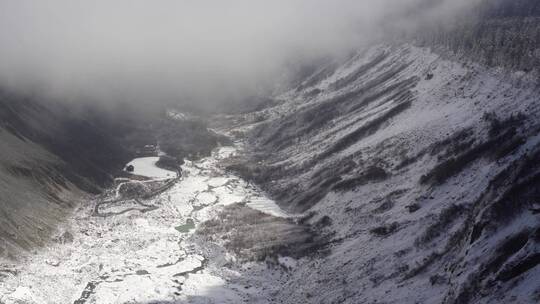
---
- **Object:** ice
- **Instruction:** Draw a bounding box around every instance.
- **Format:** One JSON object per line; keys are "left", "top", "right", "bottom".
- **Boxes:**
{"left": 125, "top": 157, "right": 176, "bottom": 179}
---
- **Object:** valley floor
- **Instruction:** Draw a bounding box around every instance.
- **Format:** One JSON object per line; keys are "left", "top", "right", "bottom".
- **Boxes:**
{"left": 0, "top": 145, "right": 293, "bottom": 304}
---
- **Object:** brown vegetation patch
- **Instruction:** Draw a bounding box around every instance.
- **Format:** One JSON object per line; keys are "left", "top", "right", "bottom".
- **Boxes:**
{"left": 197, "top": 204, "right": 319, "bottom": 261}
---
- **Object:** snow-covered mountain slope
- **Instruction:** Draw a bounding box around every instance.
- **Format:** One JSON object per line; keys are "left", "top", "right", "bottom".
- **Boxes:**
{"left": 227, "top": 44, "right": 540, "bottom": 303}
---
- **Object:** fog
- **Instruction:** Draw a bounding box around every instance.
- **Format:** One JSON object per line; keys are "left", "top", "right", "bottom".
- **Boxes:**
{"left": 0, "top": 0, "right": 480, "bottom": 111}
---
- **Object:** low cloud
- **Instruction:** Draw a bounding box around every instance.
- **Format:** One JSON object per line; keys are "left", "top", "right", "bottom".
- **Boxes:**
{"left": 0, "top": 0, "right": 480, "bottom": 110}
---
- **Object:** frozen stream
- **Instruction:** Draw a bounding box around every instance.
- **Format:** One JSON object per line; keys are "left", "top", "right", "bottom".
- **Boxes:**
{"left": 0, "top": 146, "right": 291, "bottom": 304}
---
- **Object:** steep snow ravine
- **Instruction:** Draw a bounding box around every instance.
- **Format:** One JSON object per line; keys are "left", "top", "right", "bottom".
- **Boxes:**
{"left": 0, "top": 146, "right": 290, "bottom": 304}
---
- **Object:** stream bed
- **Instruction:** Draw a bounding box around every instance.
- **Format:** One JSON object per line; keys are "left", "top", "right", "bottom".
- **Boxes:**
{"left": 0, "top": 146, "right": 294, "bottom": 304}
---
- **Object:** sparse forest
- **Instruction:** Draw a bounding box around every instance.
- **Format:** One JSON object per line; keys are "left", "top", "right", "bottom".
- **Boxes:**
{"left": 416, "top": 0, "right": 540, "bottom": 72}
